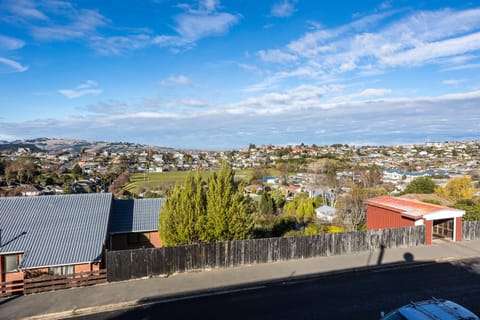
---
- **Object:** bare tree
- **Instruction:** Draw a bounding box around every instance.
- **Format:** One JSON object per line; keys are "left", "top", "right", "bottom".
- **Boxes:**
{"left": 338, "top": 187, "right": 386, "bottom": 231}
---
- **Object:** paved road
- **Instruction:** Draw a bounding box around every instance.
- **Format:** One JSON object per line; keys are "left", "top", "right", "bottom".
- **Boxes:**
{"left": 73, "top": 258, "right": 480, "bottom": 320}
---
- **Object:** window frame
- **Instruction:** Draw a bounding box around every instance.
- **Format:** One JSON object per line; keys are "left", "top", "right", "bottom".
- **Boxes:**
{"left": 49, "top": 265, "right": 74, "bottom": 276}
{"left": 3, "top": 254, "right": 20, "bottom": 273}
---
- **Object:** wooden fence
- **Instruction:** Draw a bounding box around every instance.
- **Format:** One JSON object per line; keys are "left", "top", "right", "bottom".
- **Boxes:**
{"left": 0, "top": 279, "right": 24, "bottom": 298}
{"left": 0, "top": 269, "right": 107, "bottom": 298}
{"left": 462, "top": 220, "right": 480, "bottom": 241}
{"left": 107, "top": 226, "right": 425, "bottom": 282}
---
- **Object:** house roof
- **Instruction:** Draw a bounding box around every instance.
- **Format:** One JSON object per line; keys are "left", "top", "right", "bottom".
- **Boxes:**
{"left": 365, "top": 196, "right": 464, "bottom": 220}
{"left": 315, "top": 205, "right": 336, "bottom": 215}
{"left": 0, "top": 193, "right": 113, "bottom": 269}
{"left": 110, "top": 198, "right": 164, "bottom": 234}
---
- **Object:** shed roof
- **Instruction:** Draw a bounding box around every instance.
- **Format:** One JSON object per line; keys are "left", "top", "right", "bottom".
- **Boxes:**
{"left": 110, "top": 198, "right": 164, "bottom": 234}
{"left": 365, "top": 196, "right": 464, "bottom": 220}
{"left": 315, "top": 205, "right": 336, "bottom": 215}
{"left": 0, "top": 193, "right": 113, "bottom": 269}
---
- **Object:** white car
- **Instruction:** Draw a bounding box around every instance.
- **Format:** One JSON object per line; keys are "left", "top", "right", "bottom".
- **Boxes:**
{"left": 381, "top": 298, "right": 478, "bottom": 320}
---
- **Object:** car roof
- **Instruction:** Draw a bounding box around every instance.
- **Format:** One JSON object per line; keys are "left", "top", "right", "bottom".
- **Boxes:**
{"left": 398, "top": 299, "right": 478, "bottom": 320}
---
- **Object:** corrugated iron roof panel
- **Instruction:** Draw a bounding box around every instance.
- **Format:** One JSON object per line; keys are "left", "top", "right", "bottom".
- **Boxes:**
{"left": 110, "top": 198, "right": 163, "bottom": 234}
{"left": 0, "top": 193, "right": 112, "bottom": 269}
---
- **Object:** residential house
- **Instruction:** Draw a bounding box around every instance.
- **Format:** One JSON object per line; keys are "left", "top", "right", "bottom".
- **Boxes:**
{"left": 109, "top": 198, "right": 164, "bottom": 250}
{"left": 0, "top": 193, "right": 165, "bottom": 282}
{"left": 315, "top": 205, "right": 337, "bottom": 223}
{"left": 0, "top": 193, "right": 112, "bottom": 282}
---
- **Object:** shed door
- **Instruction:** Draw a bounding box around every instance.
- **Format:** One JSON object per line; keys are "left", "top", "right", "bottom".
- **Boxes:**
{"left": 432, "top": 218, "right": 453, "bottom": 240}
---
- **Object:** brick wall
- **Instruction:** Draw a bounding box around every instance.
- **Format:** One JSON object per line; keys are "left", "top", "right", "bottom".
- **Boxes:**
{"left": 110, "top": 231, "right": 162, "bottom": 251}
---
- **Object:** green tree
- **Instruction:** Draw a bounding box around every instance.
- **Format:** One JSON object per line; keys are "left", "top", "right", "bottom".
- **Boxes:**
{"left": 0, "top": 158, "right": 7, "bottom": 176}
{"left": 404, "top": 176, "right": 436, "bottom": 194}
{"left": 453, "top": 199, "right": 480, "bottom": 221}
{"left": 202, "top": 163, "right": 253, "bottom": 242}
{"left": 159, "top": 172, "right": 206, "bottom": 246}
{"left": 283, "top": 197, "right": 316, "bottom": 229}
{"left": 72, "top": 164, "right": 83, "bottom": 178}
{"left": 259, "top": 192, "right": 275, "bottom": 215}
{"left": 270, "top": 189, "right": 286, "bottom": 210}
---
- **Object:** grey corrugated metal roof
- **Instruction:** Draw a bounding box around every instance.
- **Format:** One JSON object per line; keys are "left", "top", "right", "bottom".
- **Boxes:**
{"left": 0, "top": 193, "right": 113, "bottom": 269}
{"left": 110, "top": 198, "right": 163, "bottom": 234}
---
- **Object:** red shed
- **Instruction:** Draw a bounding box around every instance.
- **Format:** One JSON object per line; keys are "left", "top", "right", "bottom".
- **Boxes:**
{"left": 365, "top": 196, "right": 465, "bottom": 245}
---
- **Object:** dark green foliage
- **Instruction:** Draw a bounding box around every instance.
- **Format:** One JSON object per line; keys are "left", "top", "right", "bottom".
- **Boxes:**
{"left": 253, "top": 215, "right": 296, "bottom": 238}
{"left": 72, "top": 164, "right": 83, "bottom": 177}
{"left": 259, "top": 192, "right": 275, "bottom": 215}
{"left": 404, "top": 176, "right": 436, "bottom": 194}
{"left": 203, "top": 163, "right": 253, "bottom": 242}
{"left": 160, "top": 172, "right": 206, "bottom": 246}
{"left": 160, "top": 163, "right": 254, "bottom": 246}
{"left": 453, "top": 199, "right": 480, "bottom": 221}
{"left": 0, "top": 158, "right": 6, "bottom": 176}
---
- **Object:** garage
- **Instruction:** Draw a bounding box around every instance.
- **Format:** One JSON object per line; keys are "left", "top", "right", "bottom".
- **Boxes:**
{"left": 365, "top": 196, "right": 466, "bottom": 245}
{"left": 433, "top": 218, "right": 454, "bottom": 241}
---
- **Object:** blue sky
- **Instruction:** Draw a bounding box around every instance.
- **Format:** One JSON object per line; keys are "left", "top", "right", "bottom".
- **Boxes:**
{"left": 1, "top": 0, "right": 480, "bottom": 150}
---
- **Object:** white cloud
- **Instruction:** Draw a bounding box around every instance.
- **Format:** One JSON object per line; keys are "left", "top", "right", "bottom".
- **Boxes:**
{"left": 2, "top": 89, "right": 480, "bottom": 149}
{"left": 0, "top": 57, "right": 29, "bottom": 73}
{"left": 173, "top": 11, "right": 239, "bottom": 42}
{"left": 330, "top": 88, "right": 392, "bottom": 103}
{"left": 151, "top": 0, "right": 240, "bottom": 50}
{"left": 160, "top": 75, "right": 194, "bottom": 87}
{"left": 270, "top": 0, "right": 296, "bottom": 18}
{"left": 442, "top": 63, "right": 480, "bottom": 71}
{"left": 3, "top": 0, "right": 48, "bottom": 21}
{"left": 381, "top": 32, "right": 480, "bottom": 67}
{"left": 180, "top": 98, "right": 208, "bottom": 107}
{"left": 442, "top": 79, "right": 465, "bottom": 85}
{"left": 257, "top": 49, "right": 298, "bottom": 63}
{"left": 0, "top": 35, "right": 25, "bottom": 51}
{"left": 90, "top": 34, "right": 152, "bottom": 55}
{"left": 58, "top": 80, "right": 102, "bottom": 99}
{"left": 254, "top": 8, "right": 480, "bottom": 88}
{"left": 30, "top": 8, "right": 108, "bottom": 41}
{"left": 356, "top": 88, "right": 392, "bottom": 97}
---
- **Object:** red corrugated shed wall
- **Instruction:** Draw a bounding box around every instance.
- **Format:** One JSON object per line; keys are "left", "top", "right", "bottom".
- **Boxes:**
{"left": 366, "top": 205, "right": 416, "bottom": 230}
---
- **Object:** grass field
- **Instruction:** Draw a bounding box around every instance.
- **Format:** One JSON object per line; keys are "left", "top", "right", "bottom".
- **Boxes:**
{"left": 122, "top": 168, "right": 281, "bottom": 195}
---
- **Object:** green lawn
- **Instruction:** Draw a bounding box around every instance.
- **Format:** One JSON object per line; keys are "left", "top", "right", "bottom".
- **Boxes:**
{"left": 123, "top": 168, "right": 281, "bottom": 195}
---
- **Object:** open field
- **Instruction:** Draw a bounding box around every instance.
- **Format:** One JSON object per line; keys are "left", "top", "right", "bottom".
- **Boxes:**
{"left": 122, "top": 169, "right": 281, "bottom": 195}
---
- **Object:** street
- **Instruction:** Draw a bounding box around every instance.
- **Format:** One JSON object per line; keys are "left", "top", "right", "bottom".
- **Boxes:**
{"left": 74, "top": 258, "right": 480, "bottom": 320}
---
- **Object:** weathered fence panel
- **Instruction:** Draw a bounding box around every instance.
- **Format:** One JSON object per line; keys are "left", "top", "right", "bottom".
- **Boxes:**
{"left": 107, "top": 226, "right": 426, "bottom": 282}
{"left": 462, "top": 221, "right": 480, "bottom": 241}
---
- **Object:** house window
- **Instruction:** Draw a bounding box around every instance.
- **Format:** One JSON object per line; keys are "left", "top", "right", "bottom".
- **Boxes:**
{"left": 127, "top": 232, "right": 151, "bottom": 245}
{"left": 49, "top": 265, "right": 74, "bottom": 276}
{"left": 3, "top": 254, "right": 19, "bottom": 273}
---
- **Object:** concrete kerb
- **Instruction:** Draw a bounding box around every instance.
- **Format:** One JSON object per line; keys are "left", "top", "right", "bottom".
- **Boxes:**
{"left": 17, "top": 257, "right": 461, "bottom": 320}
{"left": 20, "top": 300, "right": 141, "bottom": 320}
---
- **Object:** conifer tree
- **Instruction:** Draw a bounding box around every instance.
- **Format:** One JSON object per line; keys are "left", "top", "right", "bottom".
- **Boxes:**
{"left": 259, "top": 192, "right": 275, "bottom": 215}
{"left": 159, "top": 172, "right": 206, "bottom": 246}
{"left": 202, "top": 162, "right": 253, "bottom": 242}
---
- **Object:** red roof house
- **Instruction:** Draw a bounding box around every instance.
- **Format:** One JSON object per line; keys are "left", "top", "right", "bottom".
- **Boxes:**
{"left": 365, "top": 196, "right": 465, "bottom": 245}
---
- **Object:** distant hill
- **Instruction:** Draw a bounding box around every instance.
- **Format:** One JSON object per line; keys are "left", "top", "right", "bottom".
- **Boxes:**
{"left": 0, "top": 138, "right": 176, "bottom": 154}
{"left": 0, "top": 143, "right": 42, "bottom": 152}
